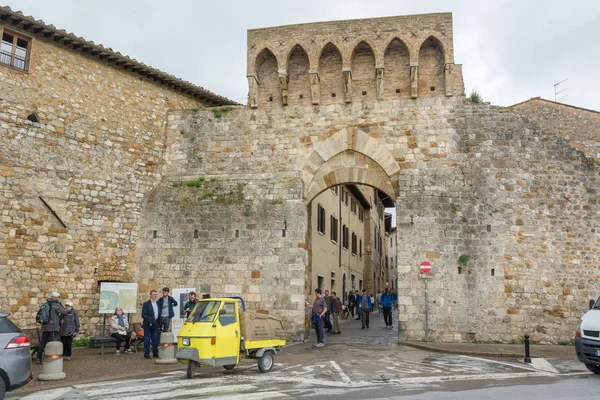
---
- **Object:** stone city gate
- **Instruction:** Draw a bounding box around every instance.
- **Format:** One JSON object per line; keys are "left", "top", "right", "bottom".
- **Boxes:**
{"left": 2, "top": 10, "right": 598, "bottom": 344}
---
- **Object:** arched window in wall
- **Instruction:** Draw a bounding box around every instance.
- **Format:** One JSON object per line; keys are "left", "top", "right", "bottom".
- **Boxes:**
{"left": 255, "top": 48, "right": 281, "bottom": 108}
{"left": 351, "top": 41, "right": 376, "bottom": 101}
{"left": 319, "top": 43, "right": 344, "bottom": 106}
{"left": 383, "top": 38, "right": 410, "bottom": 100}
{"left": 418, "top": 37, "right": 445, "bottom": 98}
{"left": 287, "top": 45, "right": 310, "bottom": 107}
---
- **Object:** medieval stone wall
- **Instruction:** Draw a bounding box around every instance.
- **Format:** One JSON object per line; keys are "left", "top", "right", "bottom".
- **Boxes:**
{"left": 0, "top": 32, "right": 208, "bottom": 333}
{"left": 156, "top": 97, "right": 599, "bottom": 343}
{"left": 510, "top": 98, "right": 600, "bottom": 164}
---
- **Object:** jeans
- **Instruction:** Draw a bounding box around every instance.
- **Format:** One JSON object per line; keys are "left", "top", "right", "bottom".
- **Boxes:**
{"left": 324, "top": 311, "right": 332, "bottom": 332}
{"left": 37, "top": 331, "right": 59, "bottom": 362}
{"left": 159, "top": 317, "right": 171, "bottom": 333}
{"left": 143, "top": 323, "right": 159, "bottom": 356}
{"left": 313, "top": 316, "right": 324, "bottom": 344}
{"left": 360, "top": 309, "right": 370, "bottom": 328}
{"left": 332, "top": 313, "right": 340, "bottom": 333}
{"left": 61, "top": 335, "right": 73, "bottom": 357}
{"left": 383, "top": 307, "right": 393, "bottom": 326}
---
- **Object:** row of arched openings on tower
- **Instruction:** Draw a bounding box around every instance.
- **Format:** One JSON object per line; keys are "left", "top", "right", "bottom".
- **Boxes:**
{"left": 252, "top": 36, "right": 448, "bottom": 108}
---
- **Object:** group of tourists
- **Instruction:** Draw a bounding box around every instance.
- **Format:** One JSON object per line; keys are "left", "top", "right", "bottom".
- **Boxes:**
{"left": 307, "top": 287, "right": 398, "bottom": 347}
{"left": 35, "top": 288, "right": 207, "bottom": 363}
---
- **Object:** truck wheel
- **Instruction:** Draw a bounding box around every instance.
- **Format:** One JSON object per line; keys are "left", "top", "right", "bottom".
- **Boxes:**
{"left": 258, "top": 351, "right": 274, "bottom": 373}
{"left": 585, "top": 363, "right": 600, "bottom": 374}
{"left": 186, "top": 360, "right": 198, "bottom": 378}
{"left": 223, "top": 365, "right": 235, "bottom": 371}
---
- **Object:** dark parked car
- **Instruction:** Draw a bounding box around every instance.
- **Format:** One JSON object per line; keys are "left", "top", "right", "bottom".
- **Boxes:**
{"left": 0, "top": 312, "right": 32, "bottom": 399}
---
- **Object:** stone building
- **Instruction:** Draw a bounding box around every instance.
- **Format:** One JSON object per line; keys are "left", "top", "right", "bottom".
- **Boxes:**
{"left": 2, "top": 7, "right": 599, "bottom": 343}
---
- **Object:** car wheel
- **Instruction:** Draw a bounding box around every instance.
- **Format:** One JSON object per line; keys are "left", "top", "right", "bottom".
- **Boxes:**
{"left": 186, "top": 360, "right": 198, "bottom": 378}
{"left": 258, "top": 351, "right": 274, "bottom": 373}
{"left": 585, "top": 363, "right": 600, "bottom": 374}
{"left": 0, "top": 376, "right": 6, "bottom": 400}
{"left": 223, "top": 364, "right": 235, "bottom": 371}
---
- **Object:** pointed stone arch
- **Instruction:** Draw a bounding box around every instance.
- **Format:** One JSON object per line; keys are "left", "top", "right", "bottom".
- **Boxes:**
{"left": 418, "top": 36, "right": 445, "bottom": 98}
{"left": 346, "top": 38, "right": 381, "bottom": 67}
{"left": 416, "top": 32, "right": 452, "bottom": 63}
{"left": 254, "top": 47, "right": 281, "bottom": 107}
{"left": 287, "top": 44, "right": 311, "bottom": 107}
{"left": 302, "top": 126, "right": 400, "bottom": 203}
{"left": 318, "top": 42, "right": 344, "bottom": 105}
{"left": 351, "top": 41, "right": 377, "bottom": 101}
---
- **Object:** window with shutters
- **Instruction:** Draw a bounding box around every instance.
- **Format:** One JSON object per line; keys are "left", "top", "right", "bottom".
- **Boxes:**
{"left": 342, "top": 224, "right": 349, "bottom": 249}
{"left": 317, "top": 204, "right": 326, "bottom": 235}
{"left": 351, "top": 232, "right": 357, "bottom": 255}
{"left": 330, "top": 215, "right": 338, "bottom": 243}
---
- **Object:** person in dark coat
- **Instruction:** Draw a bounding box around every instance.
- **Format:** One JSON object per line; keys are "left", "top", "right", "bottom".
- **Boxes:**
{"left": 156, "top": 287, "right": 178, "bottom": 333}
{"left": 36, "top": 292, "right": 67, "bottom": 364}
{"left": 141, "top": 290, "right": 160, "bottom": 359}
{"left": 60, "top": 301, "right": 80, "bottom": 360}
{"left": 183, "top": 291, "right": 198, "bottom": 319}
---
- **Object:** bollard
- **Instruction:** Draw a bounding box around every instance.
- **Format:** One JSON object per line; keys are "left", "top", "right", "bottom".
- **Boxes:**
{"left": 524, "top": 334, "right": 532, "bottom": 363}
{"left": 38, "top": 341, "right": 66, "bottom": 380}
{"left": 156, "top": 331, "right": 177, "bottom": 364}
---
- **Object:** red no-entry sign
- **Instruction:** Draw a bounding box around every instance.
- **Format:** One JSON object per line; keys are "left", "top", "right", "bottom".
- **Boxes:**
{"left": 420, "top": 261, "right": 432, "bottom": 274}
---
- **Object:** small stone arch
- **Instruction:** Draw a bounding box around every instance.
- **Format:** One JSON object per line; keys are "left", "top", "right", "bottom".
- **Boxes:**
{"left": 351, "top": 41, "right": 377, "bottom": 101}
{"left": 285, "top": 43, "right": 312, "bottom": 71}
{"left": 383, "top": 37, "right": 411, "bottom": 99}
{"left": 416, "top": 32, "right": 452, "bottom": 63}
{"left": 346, "top": 38, "right": 381, "bottom": 67}
{"left": 287, "top": 44, "right": 311, "bottom": 107}
{"left": 318, "top": 42, "right": 344, "bottom": 105}
{"left": 418, "top": 36, "right": 445, "bottom": 98}
{"left": 255, "top": 47, "right": 281, "bottom": 107}
{"left": 252, "top": 46, "right": 281, "bottom": 76}
{"left": 380, "top": 35, "right": 414, "bottom": 64}
{"left": 302, "top": 126, "right": 400, "bottom": 203}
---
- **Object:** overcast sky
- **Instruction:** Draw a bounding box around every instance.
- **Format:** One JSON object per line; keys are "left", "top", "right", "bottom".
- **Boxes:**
{"left": 4, "top": 0, "right": 600, "bottom": 110}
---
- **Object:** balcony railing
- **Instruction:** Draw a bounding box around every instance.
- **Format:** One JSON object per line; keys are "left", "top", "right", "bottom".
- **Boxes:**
{"left": 0, "top": 50, "right": 28, "bottom": 71}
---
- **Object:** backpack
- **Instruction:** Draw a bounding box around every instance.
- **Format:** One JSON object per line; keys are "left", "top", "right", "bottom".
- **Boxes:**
{"left": 360, "top": 295, "right": 369, "bottom": 310}
{"left": 36, "top": 302, "right": 51, "bottom": 324}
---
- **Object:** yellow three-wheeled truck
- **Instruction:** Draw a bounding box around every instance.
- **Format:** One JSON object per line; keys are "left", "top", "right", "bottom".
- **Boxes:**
{"left": 176, "top": 296, "right": 286, "bottom": 378}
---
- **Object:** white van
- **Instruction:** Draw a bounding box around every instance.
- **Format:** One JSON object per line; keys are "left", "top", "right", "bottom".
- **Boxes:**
{"left": 575, "top": 297, "right": 600, "bottom": 374}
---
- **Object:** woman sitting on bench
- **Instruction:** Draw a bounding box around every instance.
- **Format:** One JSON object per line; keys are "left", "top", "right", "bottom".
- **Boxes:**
{"left": 110, "top": 307, "right": 132, "bottom": 355}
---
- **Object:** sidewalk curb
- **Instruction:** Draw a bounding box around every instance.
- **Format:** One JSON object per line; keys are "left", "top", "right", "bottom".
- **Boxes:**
{"left": 399, "top": 341, "right": 523, "bottom": 358}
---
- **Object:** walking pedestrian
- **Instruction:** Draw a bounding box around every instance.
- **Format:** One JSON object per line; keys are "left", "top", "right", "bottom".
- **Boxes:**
{"left": 142, "top": 290, "right": 160, "bottom": 359}
{"left": 354, "top": 290, "right": 361, "bottom": 320}
{"left": 324, "top": 290, "right": 333, "bottom": 334}
{"left": 376, "top": 291, "right": 382, "bottom": 314}
{"left": 347, "top": 290, "right": 356, "bottom": 318}
{"left": 305, "top": 289, "right": 327, "bottom": 347}
{"left": 331, "top": 291, "right": 341, "bottom": 334}
{"left": 359, "top": 289, "right": 372, "bottom": 329}
{"left": 36, "top": 292, "right": 67, "bottom": 364}
{"left": 381, "top": 288, "right": 394, "bottom": 328}
{"left": 59, "top": 301, "right": 79, "bottom": 360}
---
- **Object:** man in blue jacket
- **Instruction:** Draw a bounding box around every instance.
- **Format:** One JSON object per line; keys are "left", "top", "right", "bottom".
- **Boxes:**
{"left": 156, "top": 287, "right": 178, "bottom": 333}
{"left": 358, "top": 289, "right": 372, "bottom": 329}
{"left": 142, "top": 290, "right": 159, "bottom": 359}
{"left": 380, "top": 288, "right": 395, "bottom": 329}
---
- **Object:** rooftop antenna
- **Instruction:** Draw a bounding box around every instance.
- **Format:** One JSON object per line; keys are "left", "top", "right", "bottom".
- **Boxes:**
{"left": 554, "top": 78, "right": 568, "bottom": 103}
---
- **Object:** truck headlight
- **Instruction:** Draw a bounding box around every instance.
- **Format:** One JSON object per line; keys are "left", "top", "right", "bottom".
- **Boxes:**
{"left": 576, "top": 320, "right": 582, "bottom": 338}
{"left": 182, "top": 338, "right": 190, "bottom": 346}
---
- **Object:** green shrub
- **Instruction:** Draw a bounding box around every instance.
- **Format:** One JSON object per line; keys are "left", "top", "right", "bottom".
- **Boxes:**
{"left": 469, "top": 89, "right": 483, "bottom": 103}
{"left": 185, "top": 177, "right": 205, "bottom": 187}
{"left": 458, "top": 254, "right": 470, "bottom": 264}
{"left": 73, "top": 337, "right": 90, "bottom": 347}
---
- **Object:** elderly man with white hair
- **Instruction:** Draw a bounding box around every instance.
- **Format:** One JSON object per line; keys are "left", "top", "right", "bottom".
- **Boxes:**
{"left": 36, "top": 291, "right": 67, "bottom": 364}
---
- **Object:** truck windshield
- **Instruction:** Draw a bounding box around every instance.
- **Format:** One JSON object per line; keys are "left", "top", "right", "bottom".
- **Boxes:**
{"left": 189, "top": 301, "right": 221, "bottom": 323}
{"left": 593, "top": 297, "right": 600, "bottom": 309}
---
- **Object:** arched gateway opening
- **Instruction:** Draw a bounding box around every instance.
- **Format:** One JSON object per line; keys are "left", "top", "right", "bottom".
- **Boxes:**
{"left": 302, "top": 127, "right": 399, "bottom": 338}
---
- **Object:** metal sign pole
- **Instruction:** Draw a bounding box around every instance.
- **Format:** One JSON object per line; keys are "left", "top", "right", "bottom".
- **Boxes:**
{"left": 425, "top": 277, "right": 429, "bottom": 341}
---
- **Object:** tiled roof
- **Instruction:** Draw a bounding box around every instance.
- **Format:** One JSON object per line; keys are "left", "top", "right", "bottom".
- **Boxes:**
{"left": 0, "top": 6, "right": 238, "bottom": 106}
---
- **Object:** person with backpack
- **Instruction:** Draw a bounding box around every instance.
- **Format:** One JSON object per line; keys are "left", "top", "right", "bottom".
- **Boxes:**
{"left": 60, "top": 301, "right": 80, "bottom": 360}
{"left": 359, "top": 289, "right": 372, "bottom": 329}
{"left": 36, "top": 292, "right": 67, "bottom": 364}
